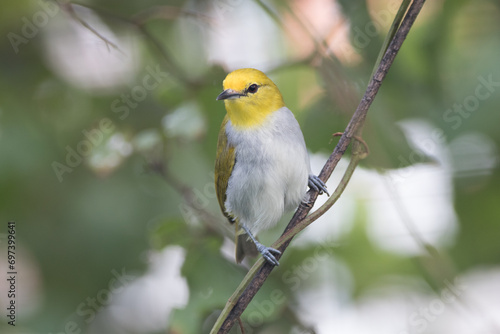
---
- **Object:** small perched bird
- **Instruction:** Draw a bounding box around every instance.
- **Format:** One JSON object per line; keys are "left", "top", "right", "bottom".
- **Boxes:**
{"left": 215, "top": 68, "right": 327, "bottom": 266}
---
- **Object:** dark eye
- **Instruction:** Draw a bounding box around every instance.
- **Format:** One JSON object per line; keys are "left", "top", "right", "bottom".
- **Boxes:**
{"left": 247, "top": 84, "right": 259, "bottom": 94}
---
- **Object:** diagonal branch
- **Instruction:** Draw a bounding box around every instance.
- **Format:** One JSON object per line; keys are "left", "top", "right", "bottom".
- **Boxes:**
{"left": 67, "top": 1, "right": 198, "bottom": 86}
{"left": 60, "top": 2, "right": 125, "bottom": 55}
{"left": 211, "top": 0, "right": 427, "bottom": 332}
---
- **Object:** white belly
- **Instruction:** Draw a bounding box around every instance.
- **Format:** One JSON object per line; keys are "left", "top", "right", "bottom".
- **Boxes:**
{"left": 224, "top": 107, "right": 310, "bottom": 234}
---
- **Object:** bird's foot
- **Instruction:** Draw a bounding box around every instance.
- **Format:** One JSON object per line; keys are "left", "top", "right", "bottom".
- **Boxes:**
{"left": 308, "top": 174, "right": 329, "bottom": 196}
{"left": 255, "top": 242, "right": 281, "bottom": 266}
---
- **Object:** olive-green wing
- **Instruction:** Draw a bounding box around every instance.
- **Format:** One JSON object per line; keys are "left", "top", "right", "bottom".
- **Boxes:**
{"left": 215, "top": 115, "right": 236, "bottom": 224}
{"left": 215, "top": 115, "right": 258, "bottom": 262}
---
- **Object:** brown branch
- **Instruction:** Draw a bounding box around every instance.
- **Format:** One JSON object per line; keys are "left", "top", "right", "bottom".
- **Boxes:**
{"left": 213, "top": 0, "right": 427, "bottom": 332}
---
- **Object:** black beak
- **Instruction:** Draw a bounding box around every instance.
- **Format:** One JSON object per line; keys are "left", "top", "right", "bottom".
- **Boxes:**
{"left": 216, "top": 89, "right": 244, "bottom": 101}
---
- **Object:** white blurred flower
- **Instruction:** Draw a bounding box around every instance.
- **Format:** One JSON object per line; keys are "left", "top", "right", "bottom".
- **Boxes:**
{"left": 206, "top": 0, "right": 285, "bottom": 71}
{"left": 41, "top": 6, "right": 140, "bottom": 92}
{"left": 296, "top": 267, "right": 500, "bottom": 334}
{"left": 89, "top": 246, "right": 189, "bottom": 333}
{"left": 162, "top": 101, "right": 206, "bottom": 140}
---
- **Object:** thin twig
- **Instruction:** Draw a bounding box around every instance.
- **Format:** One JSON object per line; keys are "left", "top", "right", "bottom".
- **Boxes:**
{"left": 237, "top": 317, "right": 245, "bottom": 334}
{"left": 210, "top": 0, "right": 427, "bottom": 332}
{"left": 61, "top": 3, "right": 125, "bottom": 55}
{"left": 370, "top": 0, "right": 412, "bottom": 78}
{"left": 147, "top": 158, "right": 233, "bottom": 239}
{"left": 68, "top": 1, "right": 196, "bottom": 86}
{"left": 132, "top": 5, "right": 214, "bottom": 25}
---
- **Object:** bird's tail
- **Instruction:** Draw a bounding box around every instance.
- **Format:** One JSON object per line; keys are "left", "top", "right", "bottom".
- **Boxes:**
{"left": 235, "top": 223, "right": 258, "bottom": 263}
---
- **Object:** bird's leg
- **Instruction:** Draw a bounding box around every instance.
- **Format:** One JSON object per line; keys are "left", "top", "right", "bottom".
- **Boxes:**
{"left": 241, "top": 224, "right": 281, "bottom": 266}
{"left": 308, "top": 174, "right": 329, "bottom": 196}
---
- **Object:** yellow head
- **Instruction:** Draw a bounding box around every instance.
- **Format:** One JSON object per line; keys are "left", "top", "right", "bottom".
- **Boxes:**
{"left": 216, "top": 68, "right": 285, "bottom": 128}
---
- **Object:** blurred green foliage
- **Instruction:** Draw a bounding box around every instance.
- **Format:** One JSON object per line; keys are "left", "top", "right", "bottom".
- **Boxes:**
{"left": 1, "top": 0, "right": 499, "bottom": 333}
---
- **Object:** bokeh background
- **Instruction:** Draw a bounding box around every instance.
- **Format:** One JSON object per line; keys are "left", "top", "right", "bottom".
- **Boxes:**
{"left": 1, "top": 0, "right": 500, "bottom": 333}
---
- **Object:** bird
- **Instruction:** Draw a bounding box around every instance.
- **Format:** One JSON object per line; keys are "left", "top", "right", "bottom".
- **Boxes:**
{"left": 214, "top": 68, "right": 328, "bottom": 266}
